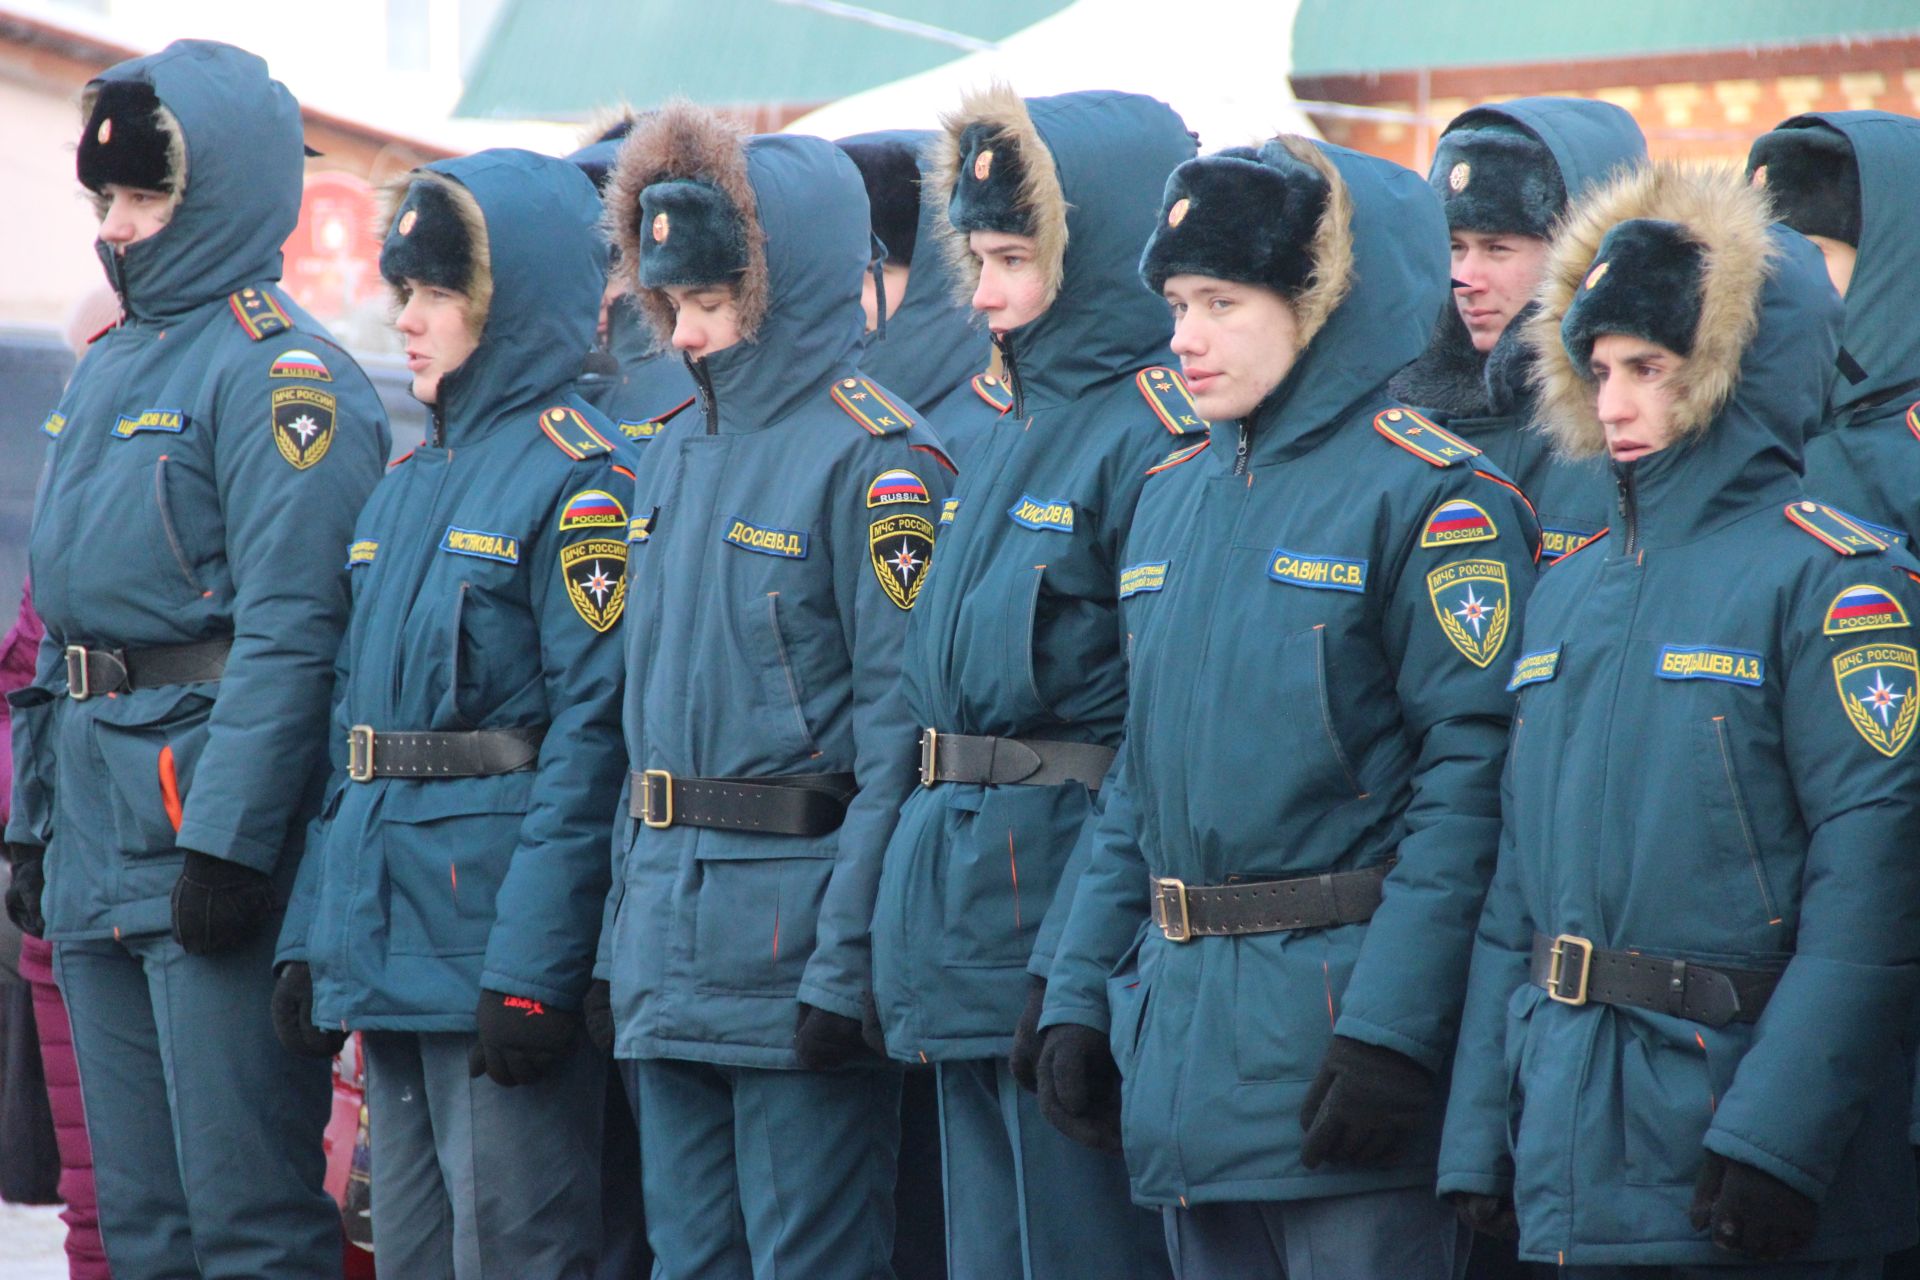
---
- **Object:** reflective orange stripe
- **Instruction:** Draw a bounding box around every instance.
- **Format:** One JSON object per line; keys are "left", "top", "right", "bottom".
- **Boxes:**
{"left": 158, "top": 744, "right": 184, "bottom": 833}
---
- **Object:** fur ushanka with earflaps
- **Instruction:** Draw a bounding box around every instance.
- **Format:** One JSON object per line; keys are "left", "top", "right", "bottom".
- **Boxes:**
{"left": 926, "top": 83, "right": 1071, "bottom": 314}
{"left": 376, "top": 170, "right": 494, "bottom": 338}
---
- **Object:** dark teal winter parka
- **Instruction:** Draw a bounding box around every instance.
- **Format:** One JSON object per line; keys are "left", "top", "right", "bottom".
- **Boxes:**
{"left": 1437, "top": 165, "right": 1920, "bottom": 1266}
{"left": 1039, "top": 137, "right": 1540, "bottom": 1206}
{"left": 869, "top": 88, "right": 1201, "bottom": 1062}
{"left": 595, "top": 113, "right": 953, "bottom": 1068}
{"left": 6, "top": 40, "right": 387, "bottom": 938}
{"left": 279, "top": 150, "right": 631, "bottom": 1028}
{"left": 1392, "top": 97, "right": 1645, "bottom": 560}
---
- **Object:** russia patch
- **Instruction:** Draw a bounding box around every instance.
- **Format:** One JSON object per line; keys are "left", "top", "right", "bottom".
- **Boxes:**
{"left": 269, "top": 348, "right": 332, "bottom": 381}
{"left": 559, "top": 489, "right": 628, "bottom": 531}
{"left": 1656, "top": 644, "right": 1764, "bottom": 687}
{"left": 346, "top": 540, "right": 378, "bottom": 568}
{"left": 1825, "top": 584, "right": 1911, "bottom": 636}
{"left": 113, "top": 407, "right": 185, "bottom": 438}
{"left": 1834, "top": 641, "right": 1919, "bottom": 757}
{"left": 1008, "top": 495, "right": 1074, "bottom": 532}
{"left": 867, "top": 468, "right": 930, "bottom": 508}
{"left": 1508, "top": 647, "right": 1561, "bottom": 691}
{"left": 440, "top": 526, "right": 520, "bottom": 564}
{"left": 939, "top": 498, "right": 960, "bottom": 527}
{"left": 1427, "top": 559, "right": 1511, "bottom": 667}
{"left": 1421, "top": 499, "right": 1498, "bottom": 548}
{"left": 724, "top": 517, "right": 808, "bottom": 559}
{"left": 1119, "top": 561, "right": 1169, "bottom": 598}
{"left": 1268, "top": 549, "right": 1368, "bottom": 593}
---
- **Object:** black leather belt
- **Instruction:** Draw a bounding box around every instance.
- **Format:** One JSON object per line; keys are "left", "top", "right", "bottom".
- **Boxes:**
{"left": 1150, "top": 861, "right": 1393, "bottom": 942}
{"left": 629, "top": 769, "right": 856, "bottom": 836}
{"left": 1530, "top": 933, "right": 1781, "bottom": 1028}
{"left": 917, "top": 729, "right": 1116, "bottom": 789}
{"left": 347, "top": 725, "right": 544, "bottom": 782}
{"left": 64, "top": 637, "right": 230, "bottom": 701}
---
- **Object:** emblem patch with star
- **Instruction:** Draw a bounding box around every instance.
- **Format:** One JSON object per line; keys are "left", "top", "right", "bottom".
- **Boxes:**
{"left": 870, "top": 512, "right": 935, "bottom": 610}
{"left": 1833, "top": 641, "right": 1919, "bottom": 757}
{"left": 271, "top": 386, "right": 336, "bottom": 470}
{"left": 561, "top": 538, "right": 628, "bottom": 632}
{"left": 1426, "top": 558, "right": 1511, "bottom": 668}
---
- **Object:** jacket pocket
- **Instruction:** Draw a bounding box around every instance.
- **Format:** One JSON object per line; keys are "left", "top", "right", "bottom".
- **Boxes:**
{"left": 381, "top": 773, "right": 534, "bottom": 957}
{"left": 692, "top": 844, "right": 835, "bottom": 996}
{"left": 940, "top": 784, "right": 1091, "bottom": 970}
{"left": 1231, "top": 927, "right": 1358, "bottom": 1083}
{"left": 760, "top": 592, "right": 820, "bottom": 757}
{"left": 1105, "top": 932, "right": 1152, "bottom": 1077}
{"left": 1694, "top": 716, "right": 1782, "bottom": 928}
{"left": 1621, "top": 1015, "right": 1746, "bottom": 1187}
{"left": 88, "top": 690, "right": 215, "bottom": 857}
{"left": 152, "top": 456, "right": 207, "bottom": 596}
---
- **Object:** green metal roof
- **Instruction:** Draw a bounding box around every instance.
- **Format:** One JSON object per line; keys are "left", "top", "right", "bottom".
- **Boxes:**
{"left": 1291, "top": 0, "right": 1920, "bottom": 77}
{"left": 457, "top": 0, "right": 1071, "bottom": 118}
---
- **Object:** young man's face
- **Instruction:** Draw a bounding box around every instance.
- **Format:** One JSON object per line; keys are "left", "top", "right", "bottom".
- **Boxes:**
{"left": 395, "top": 279, "right": 480, "bottom": 405}
{"left": 860, "top": 263, "right": 911, "bottom": 333}
{"left": 1590, "top": 333, "right": 1687, "bottom": 464}
{"left": 1164, "top": 275, "right": 1301, "bottom": 422}
{"left": 1451, "top": 229, "right": 1551, "bottom": 353}
{"left": 1806, "top": 234, "right": 1858, "bottom": 298}
{"left": 97, "top": 184, "right": 174, "bottom": 253}
{"left": 969, "top": 231, "right": 1049, "bottom": 336}
{"left": 664, "top": 284, "right": 743, "bottom": 358}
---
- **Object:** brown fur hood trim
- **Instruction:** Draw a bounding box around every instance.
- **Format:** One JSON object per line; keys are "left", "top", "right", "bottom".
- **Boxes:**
{"left": 1270, "top": 135, "right": 1353, "bottom": 353}
{"left": 376, "top": 169, "right": 494, "bottom": 339}
{"left": 928, "top": 83, "right": 1069, "bottom": 311}
{"left": 1529, "top": 162, "right": 1775, "bottom": 458}
{"left": 604, "top": 100, "right": 768, "bottom": 346}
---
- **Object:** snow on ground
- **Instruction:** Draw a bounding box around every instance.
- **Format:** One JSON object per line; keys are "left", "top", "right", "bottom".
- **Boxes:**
{"left": 0, "top": 1201, "right": 73, "bottom": 1280}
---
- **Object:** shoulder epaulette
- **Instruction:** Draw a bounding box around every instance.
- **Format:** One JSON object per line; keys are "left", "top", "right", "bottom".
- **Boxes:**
{"left": 832, "top": 377, "right": 914, "bottom": 435}
{"left": 1146, "top": 438, "right": 1211, "bottom": 476}
{"left": 228, "top": 287, "right": 293, "bottom": 342}
{"left": 971, "top": 371, "right": 1012, "bottom": 413}
{"left": 1373, "top": 408, "right": 1481, "bottom": 467}
{"left": 1905, "top": 401, "right": 1920, "bottom": 445}
{"left": 1136, "top": 366, "right": 1208, "bottom": 435}
{"left": 1785, "top": 501, "right": 1888, "bottom": 556}
{"left": 616, "top": 395, "right": 696, "bottom": 442}
{"left": 538, "top": 405, "right": 615, "bottom": 460}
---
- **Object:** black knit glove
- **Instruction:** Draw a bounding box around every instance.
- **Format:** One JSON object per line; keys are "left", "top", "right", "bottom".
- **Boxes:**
{"left": 1035, "top": 1022, "right": 1123, "bottom": 1153}
{"left": 467, "top": 989, "right": 580, "bottom": 1087}
{"left": 1298, "top": 1035, "right": 1437, "bottom": 1168}
{"left": 584, "top": 978, "right": 615, "bottom": 1055}
{"left": 170, "top": 848, "right": 275, "bottom": 955}
{"left": 1689, "top": 1151, "right": 1818, "bottom": 1260}
{"left": 5, "top": 843, "right": 46, "bottom": 938}
{"left": 271, "top": 962, "right": 347, "bottom": 1058}
{"left": 794, "top": 1002, "right": 882, "bottom": 1070}
{"left": 1450, "top": 1191, "right": 1519, "bottom": 1241}
{"left": 1009, "top": 975, "right": 1047, "bottom": 1092}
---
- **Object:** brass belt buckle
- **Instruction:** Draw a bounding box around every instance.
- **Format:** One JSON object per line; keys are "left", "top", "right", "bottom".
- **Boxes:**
{"left": 918, "top": 728, "right": 939, "bottom": 788}
{"left": 1153, "top": 876, "right": 1192, "bottom": 943}
{"left": 641, "top": 768, "right": 675, "bottom": 829}
{"left": 64, "top": 644, "right": 91, "bottom": 701}
{"left": 347, "top": 725, "right": 377, "bottom": 783}
{"left": 1546, "top": 933, "right": 1593, "bottom": 1005}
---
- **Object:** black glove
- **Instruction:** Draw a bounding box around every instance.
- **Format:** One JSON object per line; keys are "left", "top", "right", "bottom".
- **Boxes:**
{"left": 1298, "top": 1034, "right": 1436, "bottom": 1169}
{"left": 170, "top": 848, "right": 275, "bottom": 955}
{"left": 794, "top": 1002, "right": 881, "bottom": 1070}
{"left": 584, "top": 978, "right": 615, "bottom": 1055}
{"left": 5, "top": 843, "right": 47, "bottom": 939}
{"left": 1035, "top": 1022, "right": 1123, "bottom": 1153}
{"left": 1450, "top": 1191, "right": 1519, "bottom": 1241}
{"left": 860, "top": 990, "right": 888, "bottom": 1058}
{"left": 467, "top": 989, "right": 580, "bottom": 1087}
{"left": 271, "top": 962, "right": 347, "bottom": 1058}
{"left": 1009, "top": 975, "right": 1047, "bottom": 1092}
{"left": 1689, "top": 1150, "right": 1818, "bottom": 1260}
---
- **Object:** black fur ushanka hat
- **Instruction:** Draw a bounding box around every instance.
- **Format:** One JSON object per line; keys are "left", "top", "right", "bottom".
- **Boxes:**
{"left": 1429, "top": 117, "right": 1566, "bottom": 239}
{"left": 1746, "top": 122, "right": 1861, "bottom": 248}
{"left": 1138, "top": 142, "right": 1329, "bottom": 298}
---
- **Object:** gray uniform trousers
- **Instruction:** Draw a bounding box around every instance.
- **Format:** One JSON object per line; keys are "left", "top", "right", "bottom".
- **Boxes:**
{"left": 1162, "top": 1187, "right": 1471, "bottom": 1280}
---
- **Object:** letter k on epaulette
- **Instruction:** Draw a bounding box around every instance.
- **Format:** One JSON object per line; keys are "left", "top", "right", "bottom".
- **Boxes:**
{"left": 1136, "top": 366, "right": 1208, "bottom": 434}
{"left": 229, "top": 287, "right": 292, "bottom": 341}
{"left": 1373, "top": 408, "right": 1481, "bottom": 467}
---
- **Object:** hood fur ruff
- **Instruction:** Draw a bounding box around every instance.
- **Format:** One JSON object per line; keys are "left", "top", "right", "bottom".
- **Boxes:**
{"left": 1529, "top": 163, "right": 1775, "bottom": 459}
{"left": 929, "top": 83, "right": 1069, "bottom": 311}
{"left": 1268, "top": 135, "right": 1352, "bottom": 354}
{"left": 377, "top": 168, "right": 494, "bottom": 340}
{"left": 604, "top": 100, "right": 769, "bottom": 346}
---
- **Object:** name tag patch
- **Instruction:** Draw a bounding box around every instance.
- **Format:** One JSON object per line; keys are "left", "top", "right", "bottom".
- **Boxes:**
{"left": 1119, "top": 561, "right": 1169, "bottom": 598}
{"left": 619, "top": 418, "right": 664, "bottom": 440}
{"left": 41, "top": 412, "right": 66, "bottom": 439}
{"left": 1268, "top": 549, "right": 1368, "bottom": 593}
{"left": 1009, "top": 495, "right": 1074, "bottom": 532}
{"left": 1540, "top": 525, "right": 1601, "bottom": 559}
{"left": 1656, "top": 644, "right": 1763, "bottom": 686}
{"left": 628, "top": 511, "right": 654, "bottom": 544}
{"left": 347, "top": 540, "right": 378, "bottom": 568}
{"left": 441, "top": 526, "right": 520, "bottom": 564}
{"left": 113, "top": 407, "right": 185, "bottom": 438}
{"left": 939, "top": 498, "right": 960, "bottom": 527}
{"left": 725, "top": 517, "right": 808, "bottom": 559}
{"left": 1507, "top": 646, "right": 1560, "bottom": 691}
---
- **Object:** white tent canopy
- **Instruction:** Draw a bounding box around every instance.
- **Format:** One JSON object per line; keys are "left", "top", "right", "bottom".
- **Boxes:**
{"left": 785, "top": 0, "right": 1316, "bottom": 151}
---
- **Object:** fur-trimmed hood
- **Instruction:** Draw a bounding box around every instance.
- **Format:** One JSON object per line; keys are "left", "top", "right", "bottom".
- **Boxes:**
{"left": 1531, "top": 163, "right": 1842, "bottom": 545}
{"left": 82, "top": 40, "right": 304, "bottom": 320}
{"left": 926, "top": 87, "right": 1194, "bottom": 410}
{"left": 605, "top": 104, "right": 869, "bottom": 427}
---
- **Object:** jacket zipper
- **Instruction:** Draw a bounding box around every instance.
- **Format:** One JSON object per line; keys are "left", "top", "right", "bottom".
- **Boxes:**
{"left": 994, "top": 334, "right": 1026, "bottom": 419}
{"left": 430, "top": 400, "right": 446, "bottom": 449}
{"left": 688, "top": 356, "right": 720, "bottom": 434}
{"left": 1617, "top": 464, "right": 1641, "bottom": 557}
{"left": 1233, "top": 421, "right": 1251, "bottom": 477}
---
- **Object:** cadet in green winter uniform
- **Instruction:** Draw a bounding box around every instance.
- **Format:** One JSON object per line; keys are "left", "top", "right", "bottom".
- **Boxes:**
{"left": 1439, "top": 163, "right": 1920, "bottom": 1277}
{"left": 1037, "top": 134, "right": 1539, "bottom": 1278}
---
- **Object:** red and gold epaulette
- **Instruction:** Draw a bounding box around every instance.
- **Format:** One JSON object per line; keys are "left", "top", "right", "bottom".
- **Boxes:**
{"left": 1136, "top": 366, "right": 1207, "bottom": 435}
{"left": 971, "top": 371, "right": 1012, "bottom": 414}
{"left": 537, "top": 405, "right": 615, "bottom": 459}
{"left": 831, "top": 377, "right": 914, "bottom": 435}
{"left": 1785, "top": 501, "right": 1887, "bottom": 556}
{"left": 228, "top": 287, "right": 293, "bottom": 342}
{"left": 1373, "top": 408, "right": 1480, "bottom": 467}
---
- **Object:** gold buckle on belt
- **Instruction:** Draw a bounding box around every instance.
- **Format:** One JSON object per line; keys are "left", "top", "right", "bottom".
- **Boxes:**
{"left": 918, "top": 728, "right": 939, "bottom": 787}
{"left": 1153, "top": 876, "right": 1192, "bottom": 943}
{"left": 1546, "top": 933, "right": 1593, "bottom": 1006}
{"left": 64, "top": 645, "right": 91, "bottom": 701}
{"left": 641, "top": 769, "right": 675, "bottom": 829}
{"left": 347, "top": 725, "right": 377, "bottom": 783}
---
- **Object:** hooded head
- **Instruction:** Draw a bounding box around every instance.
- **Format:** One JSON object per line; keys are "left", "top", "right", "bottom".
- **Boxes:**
{"left": 836, "top": 133, "right": 922, "bottom": 267}
{"left": 376, "top": 149, "right": 606, "bottom": 434}
{"left": 927, "top": 86, "right": 1195, "bottom": 408}
{"left": 1747, "top": 123, "right": 1860, "bottom": 247}
{"left": 78, "top": 40, "right": 305, "bottom": 320}
{"left": 568, "top": 111, "right": 640, "bottom": 193}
